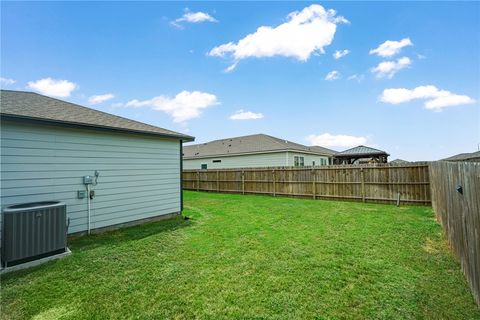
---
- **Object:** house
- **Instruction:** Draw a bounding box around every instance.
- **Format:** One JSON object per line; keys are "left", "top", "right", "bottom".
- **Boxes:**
{"left": 183, "top": 134, "right": 336, "bottom": 169}
{"left": 333, "top": 145, "right": 389, "bottom": 164}
{"left": 0, "top": 90, "right": 194, "bottom": 236}
{"left": 390, "top": 159, "right": 409, "bottom": 164}
{"left": 441, "top": 151, "right": 480, "bottom": 162}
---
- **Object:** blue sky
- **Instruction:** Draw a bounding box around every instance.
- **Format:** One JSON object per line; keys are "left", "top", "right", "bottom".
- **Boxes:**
{"left": 1, "top": 2, "right": 479, "bottom": 160}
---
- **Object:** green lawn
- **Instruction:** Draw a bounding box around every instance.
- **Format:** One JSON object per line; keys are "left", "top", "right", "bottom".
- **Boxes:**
{"left": 1, "top": 191, "right": 479, "bottom": 319}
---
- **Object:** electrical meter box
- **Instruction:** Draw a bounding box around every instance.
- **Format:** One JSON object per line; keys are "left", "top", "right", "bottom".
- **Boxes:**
{"left": 83, "top": 176, "right": 93, "bottom": 184}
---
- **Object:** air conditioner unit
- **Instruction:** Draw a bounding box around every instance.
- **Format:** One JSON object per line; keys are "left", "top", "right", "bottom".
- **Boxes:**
{"left": 1, "top": 201, "right": 67, "bottom": 267}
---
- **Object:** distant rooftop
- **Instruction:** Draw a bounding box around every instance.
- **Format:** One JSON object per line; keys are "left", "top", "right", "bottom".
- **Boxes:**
{"left": 183, "top": 134, "right": 337, "bottom": 159}
{"left": 442, "top": 151, "right": 480, "bottom": 162}
{"left": 0, "top": 90, "right": 194, "bottom": 141}
{"left": 336, "top": 145, "right": 389, "bottom": 157}
{"left": 309, "top": 145, "right": 338, "bottom": 156}
{"left": 390, "top": 159, "right": 409, "bottom": 164}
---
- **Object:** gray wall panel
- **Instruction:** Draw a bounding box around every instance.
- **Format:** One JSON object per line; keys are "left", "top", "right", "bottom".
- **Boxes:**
{"left": 1, "top": 120, "right": 181, "bottom": 240}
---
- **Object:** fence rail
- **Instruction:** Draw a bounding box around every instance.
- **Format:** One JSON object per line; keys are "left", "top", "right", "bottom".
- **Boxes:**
{"left": 183, "top": 163, "right": 431, "bottom": 205}
{"left": 429, "top": 161, "right": 480, "bottom": 305}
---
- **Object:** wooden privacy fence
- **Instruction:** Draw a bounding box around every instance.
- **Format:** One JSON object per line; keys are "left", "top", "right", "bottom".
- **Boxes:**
{"left": 183, "top": 163, "right": 431, "bottom": 205}
{"left": 429, "top": 161, "right": 480, "bottom": 305}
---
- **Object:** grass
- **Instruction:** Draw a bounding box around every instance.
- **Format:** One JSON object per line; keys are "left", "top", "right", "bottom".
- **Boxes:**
{"left": 1, "top": 191, "right": 479, "bottom": 319}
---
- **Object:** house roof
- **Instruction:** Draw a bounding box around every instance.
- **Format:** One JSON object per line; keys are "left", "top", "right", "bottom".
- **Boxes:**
{"left": 309, "top": 145, "right": 338, "bottom": 156}
{"left": 442, "top": 151, "right": 480, "bottom": 162}
{"left": 335, "top": 145, "right": 389, "bottom": 157}
{"left": 0, "top": 90, "right": 194, "bottom": 141}
{"left": 390, "top": 158, "right": 409, "bottom": 164}
{"left": 183, "top": 134, "right": 336, "bottom": 159}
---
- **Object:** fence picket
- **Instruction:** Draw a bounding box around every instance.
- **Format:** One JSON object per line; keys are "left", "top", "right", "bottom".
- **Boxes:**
{"left": 429, "top": 161, "right": 479, "bottom": 305}
{"left": 183, "top": 163, "right": 431, "bottom": 205}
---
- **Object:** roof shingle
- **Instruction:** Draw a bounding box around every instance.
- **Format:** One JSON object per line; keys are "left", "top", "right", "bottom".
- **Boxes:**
{"left": 442, "top": 151, "right": 480, "bottom": 162}
{"left": 0, "top": 90, "right": 194, "bottom": 141}
{"left": 336, "top": 145, "right": 389, "bottom": 157}
{"left": 184, "top": 134, "right": 337, "bottom": 158}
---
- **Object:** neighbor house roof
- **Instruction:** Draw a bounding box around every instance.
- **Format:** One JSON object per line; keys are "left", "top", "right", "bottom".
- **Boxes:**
{"left": 309, "top": 145, "right": 338, "bottom": 156}
{"left": 184, "top": 134, "right": 336, "bottom": 159}
{"left": 335, "top": 145, "right": 389, "bottom": 157}
{"left": 442, "top": 151, "right": 480, "bottom": 162}
{"left": 0, "top": 90, "right": 194, "bottom": 141}
{"left": 390, "top": 158, "right": 409, "bottom": 164}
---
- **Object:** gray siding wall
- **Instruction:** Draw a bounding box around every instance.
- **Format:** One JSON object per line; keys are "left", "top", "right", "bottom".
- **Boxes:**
{"left": 184, "top": 152, "right": 288, "bottom": 169}
{"left": 287, "top": 152, "right": 330, "bottom": 167}
{"left": 1, "top": 120, "right": 181, "bottom": 237}
{"left": 183, "top": 151, "right": 330, "bottom": 169}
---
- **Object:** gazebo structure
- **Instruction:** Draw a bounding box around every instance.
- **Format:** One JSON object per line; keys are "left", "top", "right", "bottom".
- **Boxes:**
{"left": 334, "top": 145, "right": 389, "bottom": 165}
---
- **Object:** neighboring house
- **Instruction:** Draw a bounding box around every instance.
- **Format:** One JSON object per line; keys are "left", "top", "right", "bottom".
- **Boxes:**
{"left": 390, "top": 159, "right": 409, "bottom": 164}
{"left": 0, "top": 90, "right": 194, "bottom": 237}
{"left": 441, "top": 151, "right": 480, "bottom": 162}
{"left": 183, "top": 134, "right": 336, "bottom": 169}
{"left": 334, "top": 145, "right": 389, "bottom": 164}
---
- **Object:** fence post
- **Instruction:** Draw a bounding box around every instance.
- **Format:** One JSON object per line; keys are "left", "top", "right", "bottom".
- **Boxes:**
{"left": 361, "top": 168, "right": 365, "bottom": 202}
{"left": 312, "top": 169, "right": 316, "bottom": 200}
{"left": 242, "top": 170, "right": 245, "bottom": 195}
{"left": 272, "top": 169, "right": 276, "bottom": 197}
{"left": 188, "top": 164, "right": 429, "bottom": 205}
{"left": 196, "top": 171, "right": 200, "bottom": 192}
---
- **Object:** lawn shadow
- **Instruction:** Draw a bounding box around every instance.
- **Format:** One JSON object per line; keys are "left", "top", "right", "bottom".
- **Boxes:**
{"left": 69, "top": 215, "right": 193, "bottom": 251}
{"left": 0, "top": 216, "right": 193, "bottom": 280}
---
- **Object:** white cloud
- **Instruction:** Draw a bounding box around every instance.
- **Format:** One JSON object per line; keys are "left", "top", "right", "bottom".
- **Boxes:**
{"left": 325, "top": 70, "right": 340, "bottom": 81}
{"left": 88, "top": 93, "right": 115, "bottom": 105}
{"left": 369, "top": 38, "right": 413, "bottom": 57}
{"left": 0, "top": 77, "right": 16, "bottom": 85}
{"left": 172, "top": 9, "right": 217, "bottom": 27}
{"left": 229, "top": 109, "right": 264, "bottom": 120}
{"left": 380, "top": 85, "right": 476, "bottom": 111}
{"left": 371, "top": 56, "right": 411, "bottom": 78}
{"left": 209, "top": 4, "right": 348, "bottom": 68}
{"left": 27, "top": 78, "right": 77, "bottom": 97}
{"left": 347, "top": 74, "right": 365, "bottom": 82}
{"left": 126, "top": 90, "right": 219, "bottom": 122}
{"left": 306, "top": 133, "right": 368, "bottom": 148}
{"left": 333, "top": 49, "right": 350, "bottom": 59}
{"left": 224, "top": 61, "right": 239, "bottom": 73}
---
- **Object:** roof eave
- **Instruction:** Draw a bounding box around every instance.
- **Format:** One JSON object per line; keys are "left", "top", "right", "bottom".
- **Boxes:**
{"left": 183, "top": 148, "right": 334, "bottom": 159}
{"left": 335, "top": 152, "right": 390, "bottom": 158}
{"left": 1, "top": 113, "right": 195, "bottom": 142}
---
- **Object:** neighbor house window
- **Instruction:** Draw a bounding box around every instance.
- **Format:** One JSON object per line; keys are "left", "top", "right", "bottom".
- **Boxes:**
{"left": 312, "top": 161, "right": 316, "bottom": 167}
{"left": 294, "top": 156, "right": 304, "bottom": 167}
{"left": 212, "top": 160, "right": 221, "bottom": 163}
{"left": 201, "top": 164, "right": 207, "bottom": 169}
